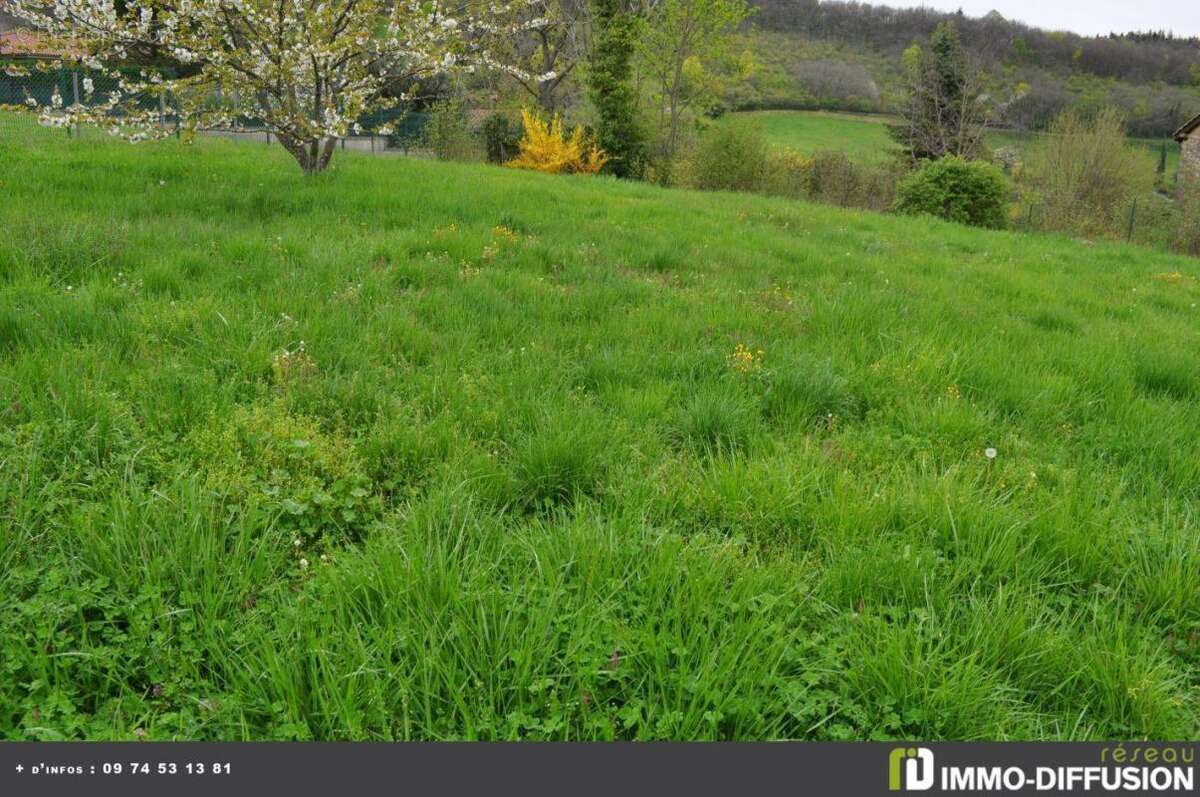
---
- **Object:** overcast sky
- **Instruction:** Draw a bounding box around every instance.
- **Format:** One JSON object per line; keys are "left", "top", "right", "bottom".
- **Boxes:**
{"left": 892, "top": 1, "right": 1200, "bottom": 37}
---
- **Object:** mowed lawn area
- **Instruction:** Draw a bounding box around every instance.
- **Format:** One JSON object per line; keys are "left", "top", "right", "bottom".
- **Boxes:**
{"left": 1, "top": 115, "right": 1199, "bottom": 741}
{"left": 733, "top": 109, "right": 1182, "bottom": 178}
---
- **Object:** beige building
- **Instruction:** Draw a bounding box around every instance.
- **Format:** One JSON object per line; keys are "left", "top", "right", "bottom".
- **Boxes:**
{"left": 1177, "top": 114, "right": 1200, "bottom": 190}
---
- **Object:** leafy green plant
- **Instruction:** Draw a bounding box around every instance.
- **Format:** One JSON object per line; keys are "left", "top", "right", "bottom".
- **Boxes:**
{"left": 895, "top": 155, "right": 1010, "bottom": 228}
{"left": 423, "top": 93, "right": 479, "bottom": 162}
{"left": 1022, "top": 108, "right": 1155, "bottom": 237}
{"left": 761, "top": 147, "right": 812, "bottom": 199}
{"left": 184, "top": 404, "right": 381, "bottom": 550}
{"left": 687, "top": 120, "right": 769, "bottom": 192}
{"left": 481, "top": 112, "right": 522, "bottom": 164}
{"left": 587, "top": 0, "right": 646, "bottom": 178}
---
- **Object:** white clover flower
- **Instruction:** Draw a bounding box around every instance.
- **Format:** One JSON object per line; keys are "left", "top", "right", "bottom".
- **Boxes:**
{"left": 293, "top": 538, "right": 302, "bottom": 547}
{"left": 985, "top": 447, "right": 998, "bottom": 460}
{"left": 299, "top": 558, "right": 309, "bottom": 570}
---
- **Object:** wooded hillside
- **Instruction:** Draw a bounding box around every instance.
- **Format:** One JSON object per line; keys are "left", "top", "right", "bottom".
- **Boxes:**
{"left": 742, "top": 0, "right": 1200, "bottom": 137}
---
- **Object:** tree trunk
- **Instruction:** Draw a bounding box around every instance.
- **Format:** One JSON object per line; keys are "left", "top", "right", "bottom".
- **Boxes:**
{"left": 537, "top": 81, "right": 558, "bottom": 115}
{"left": 278, "top": 133, "right": 338, "bottom": 174}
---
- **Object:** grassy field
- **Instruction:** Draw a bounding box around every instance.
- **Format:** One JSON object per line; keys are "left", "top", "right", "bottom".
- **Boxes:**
{"left": 731, "top": 110, "right": 899, "bottom": 164}
{"left": 733, "top": 109, "right": 1182, "bottom": 178}
{"left": 2, "top": 114, "right": 1199, "bottom": 741}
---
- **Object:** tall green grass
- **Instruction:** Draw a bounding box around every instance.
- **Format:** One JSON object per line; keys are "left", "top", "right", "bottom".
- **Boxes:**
{"left": 1, "top": 116, "right": 1198, "bottom": 740}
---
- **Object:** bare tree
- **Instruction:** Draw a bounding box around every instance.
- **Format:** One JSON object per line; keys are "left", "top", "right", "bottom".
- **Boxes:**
{"left": 793, "top": 59, "right": 880, "bottom": 111}
{"left": 502, "top": 0, "right": 591, "bottom": 113}
{"left": 892, "top": 21, "right": 994, "bottom": 161}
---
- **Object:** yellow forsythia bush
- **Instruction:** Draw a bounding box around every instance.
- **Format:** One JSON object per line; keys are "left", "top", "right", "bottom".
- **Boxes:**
{"left": 508, "top": 109, "right": 609, "bottom": 175}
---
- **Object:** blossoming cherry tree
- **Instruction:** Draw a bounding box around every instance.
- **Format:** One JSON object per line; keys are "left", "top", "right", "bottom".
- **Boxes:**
{"left": 1, "top": 0, "right": 551, "bottom": 172}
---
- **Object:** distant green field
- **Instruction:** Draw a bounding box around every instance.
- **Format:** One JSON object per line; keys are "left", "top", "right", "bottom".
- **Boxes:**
{"left": 731, "top": 110, "right": 1181, "bottom": 178}
{"left": 991, "top": 129, "right": 1180, "bottom": 180}
{"left": 729, "top": 110, "right": 899, "bottom": 163}
{"left": 2, "top": 112, "right": 1199, "bottom": 741}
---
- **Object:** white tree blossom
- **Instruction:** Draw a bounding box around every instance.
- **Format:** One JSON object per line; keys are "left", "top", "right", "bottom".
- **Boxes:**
{"left": 1, "top": 0, "right": 552, "bottom": 172}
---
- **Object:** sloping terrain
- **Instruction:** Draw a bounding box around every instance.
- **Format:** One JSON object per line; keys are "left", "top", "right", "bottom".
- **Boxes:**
{"left": 1, "top": 119, "right": 1198, "bottom": 740}
{"left": 739, "top": 1, "right": 1200, "bottom": 138}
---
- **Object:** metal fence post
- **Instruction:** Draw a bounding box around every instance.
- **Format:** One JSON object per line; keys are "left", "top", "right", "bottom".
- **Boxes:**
{"left": 70, "top": 68, "right": 81, "bottom": 138}
{"left": 1126, "top": 199, "right": 1137, "bottom": 243}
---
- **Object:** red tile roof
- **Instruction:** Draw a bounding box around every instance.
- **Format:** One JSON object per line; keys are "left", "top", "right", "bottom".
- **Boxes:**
{"left": 0, "top": 29, "right": 80, "bottom": 58}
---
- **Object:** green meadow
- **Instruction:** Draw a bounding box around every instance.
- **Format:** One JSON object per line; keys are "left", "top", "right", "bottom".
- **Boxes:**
{"left": 732, "top": 109, "right": 1181, "bottom": 178}
{"left": 730, "top": 109, "right": 900, "bottom": 163}
{"left": 1, "top": 114, "right": 1198, "bottom": 740}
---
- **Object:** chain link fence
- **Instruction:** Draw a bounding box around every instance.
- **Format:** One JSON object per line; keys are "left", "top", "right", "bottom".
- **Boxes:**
{"left": 1, "top": 58, "right": 182, "bottom": 136}
{"left": 1011, "top": 190, "right": 1195, "bottom": 254}
{"left": 1, "top": 57, "right": 430, "bottom": 152}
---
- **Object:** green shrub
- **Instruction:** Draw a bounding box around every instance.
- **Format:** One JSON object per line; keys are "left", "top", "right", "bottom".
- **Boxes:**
{"left": 802, "top": 150, "right": 903, "bottom": 212}
{"left": 895, "top": 156, "right": 1010, "bottom": 229}
{"left": 1122, "top": 193, "right": 1179, "bottom": 250}
{"left": 1022, "top": 109, "right": 1155, "bottom": 238}
{"left": 423, "top": 94, "right": 479, "bottom": 162}
{"left": 481, "top": 112, "right": 522, "bottom": 164}
{"left": 685, "top": 135, "right": 901, "bottom": 212}
{"left": 860, "top": 162, "right": 905, "bottom": 212}
{"left": 762, "top": 148, "right": 812, "bottom": 200}
{"left": 806, "top": 150, "right": 862, "bottom": 206}
{"left": 688, "top": 122, "right": 769, "bottom": 193}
